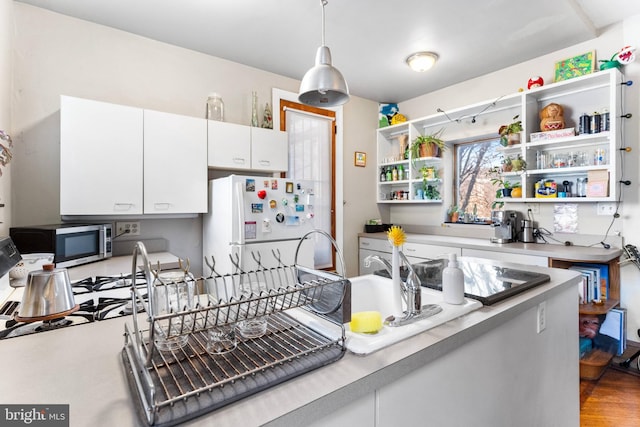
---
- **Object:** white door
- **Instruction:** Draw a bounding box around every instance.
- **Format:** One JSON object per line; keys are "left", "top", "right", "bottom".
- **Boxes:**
{"left": 60, "top": 96, "right": 143, "bottom": 215}
{"left": 143, "top": 110, "right": 208, "bottom": 213}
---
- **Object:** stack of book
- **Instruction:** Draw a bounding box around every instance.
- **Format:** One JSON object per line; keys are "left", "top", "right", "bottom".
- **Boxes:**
{"left": 570, "top": 263, "right": 608, "bottom": 303}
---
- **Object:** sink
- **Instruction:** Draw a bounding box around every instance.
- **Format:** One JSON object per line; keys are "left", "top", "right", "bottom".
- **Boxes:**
{"left": 345, "top": 275, "right": 482, "bottom": 355}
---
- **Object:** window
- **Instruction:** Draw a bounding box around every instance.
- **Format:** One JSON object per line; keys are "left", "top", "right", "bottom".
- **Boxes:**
{"left": 454, "top": 135, "right": 502, "bottom": 220}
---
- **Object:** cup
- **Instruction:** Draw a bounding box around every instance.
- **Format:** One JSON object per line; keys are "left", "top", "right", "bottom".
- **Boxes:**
{"left": 152, "top": 274, "right": 195, "bottom": 352}
{"left": 206, "top": 324, "right": 237, "bottom": 354}
{"left": 237, "top": 317, "right": 268, "bottom": 339}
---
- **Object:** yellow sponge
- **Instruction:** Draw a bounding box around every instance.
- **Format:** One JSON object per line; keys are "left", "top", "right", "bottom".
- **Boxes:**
{"left": 349, "top": 311, "right": 383, "bottom": 334}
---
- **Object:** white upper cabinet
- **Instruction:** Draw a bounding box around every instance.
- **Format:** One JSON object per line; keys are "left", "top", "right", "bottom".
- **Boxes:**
{"left": 60, "top": 96, "right": 207, "bottom": 216}
{"left": 143, "top": 110, "right": 207, "bottom": 214}
{"left": 60, "top": 95, "right": 144, "bottom": 215}
{"left": 250, "top": 127, "right": 288, "bottom": 171}
{"left": 207, "top": 121, "right": 251, "bottom": 170}
{"left": 208, "top": 121, "right": 288, "bottom": 172}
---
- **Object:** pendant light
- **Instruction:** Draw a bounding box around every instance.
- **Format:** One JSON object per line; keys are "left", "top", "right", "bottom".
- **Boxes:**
{"left": 298, "top": 0, "right": 350, "bottom": 107}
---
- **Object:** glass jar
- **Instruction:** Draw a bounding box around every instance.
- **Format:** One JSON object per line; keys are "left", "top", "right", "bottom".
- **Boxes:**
{"left": 206, "top": 93, "right": 224, "bottom": 121}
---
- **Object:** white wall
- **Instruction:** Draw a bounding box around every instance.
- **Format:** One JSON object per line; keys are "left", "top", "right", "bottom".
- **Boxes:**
{"left": 10, "top": 3, "right": 379, "bottom": 277}
{"left": 399, "top": 18, "right": 640, "bottom": 342}
{"left": 0, "top": 0, "right": 13, "bottom": 236}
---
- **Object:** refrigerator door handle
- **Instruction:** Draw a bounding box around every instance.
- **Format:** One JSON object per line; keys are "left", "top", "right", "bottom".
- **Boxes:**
{"left": 234, "top": 180, "right": 245, "bottom": 245}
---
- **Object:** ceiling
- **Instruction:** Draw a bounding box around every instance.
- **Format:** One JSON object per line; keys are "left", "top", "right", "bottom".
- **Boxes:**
{"left": 15, "top": 0, "right": 640, "bottom": 103}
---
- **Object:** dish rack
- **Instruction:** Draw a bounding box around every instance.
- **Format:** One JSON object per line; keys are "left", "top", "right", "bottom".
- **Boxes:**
{"left": 122, "top": 233, "right": 350, "bottom": 427}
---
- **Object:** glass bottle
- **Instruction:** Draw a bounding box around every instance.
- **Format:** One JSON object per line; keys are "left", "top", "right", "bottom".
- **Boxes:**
{"left": 251, "top": 92, "right": 259, "bottom": 127}
{"left": 206, "top": 93, "right": 224, "bottom": 121}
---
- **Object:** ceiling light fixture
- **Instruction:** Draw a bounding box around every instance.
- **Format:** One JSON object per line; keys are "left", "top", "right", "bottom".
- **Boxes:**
{"left": 406, "top": 52, "right": 439, "bottom": 72}
{"left": 298, "top": 0, "right": 350, "bottom": 107}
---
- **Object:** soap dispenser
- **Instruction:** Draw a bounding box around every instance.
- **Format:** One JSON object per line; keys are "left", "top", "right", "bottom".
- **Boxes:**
{"left": 443, "top": 253, "right": 465, "bottom": 305}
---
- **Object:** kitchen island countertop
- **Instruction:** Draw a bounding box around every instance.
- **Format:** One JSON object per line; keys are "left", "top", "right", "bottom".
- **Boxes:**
{"left": 360, "top": 232, "right": 622, "bottom": 262}
{"left": 0, "top": 260, "right": 581, "bottom": 426}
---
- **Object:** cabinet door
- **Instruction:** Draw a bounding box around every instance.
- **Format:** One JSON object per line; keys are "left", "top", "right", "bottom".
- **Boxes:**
{"left": 207, "top": 120, "right": 251, "bottom": 170}
{"left": 143, "top": 110, "right": 207, "bottom": 214}
{"left": 251, "top": 127, "right": 288, "bottom": 171}
{"left": 60, "top": 96, "right": 143, "bottom": 215}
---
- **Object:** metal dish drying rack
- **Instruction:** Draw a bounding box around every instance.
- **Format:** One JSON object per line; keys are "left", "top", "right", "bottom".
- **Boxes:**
{"left": 122, "top": 234, "right": 350, "bottom": 427}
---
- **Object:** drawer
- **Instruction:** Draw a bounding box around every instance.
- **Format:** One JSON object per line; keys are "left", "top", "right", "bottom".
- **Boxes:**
{"left": 462, "top": 248, "right": 547, "bottom": 266}
{"left": 359, "top": 237, "right": 392, "bottom": 253}
{"left": 403, "top": 242, "right": 461, "bottom": 260}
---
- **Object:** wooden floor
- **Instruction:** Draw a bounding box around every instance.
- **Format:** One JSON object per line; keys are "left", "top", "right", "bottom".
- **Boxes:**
{"left": 580, "top": 352, "right": 640, "bottom": 426}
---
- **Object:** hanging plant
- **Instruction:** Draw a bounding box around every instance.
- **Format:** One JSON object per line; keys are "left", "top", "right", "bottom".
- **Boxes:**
{"left": 0, "top": 130, "right": 13, "bottom": 176}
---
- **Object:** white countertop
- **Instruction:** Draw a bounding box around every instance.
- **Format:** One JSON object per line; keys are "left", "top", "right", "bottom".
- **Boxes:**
{"left": 0, "top": 258, "right": 582, "bottom": 427}
{"left": 359, "top": 232, "right": 622, "bottom": 262}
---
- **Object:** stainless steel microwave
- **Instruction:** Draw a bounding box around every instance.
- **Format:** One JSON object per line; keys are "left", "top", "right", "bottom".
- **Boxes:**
{"left": 9, "top": 223, "right": 113, "bottom": 268}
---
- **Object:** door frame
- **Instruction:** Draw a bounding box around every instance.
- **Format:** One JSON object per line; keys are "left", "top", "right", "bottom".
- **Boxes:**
{"left": 272, "top": 88, "right": 344, "bottom": 274}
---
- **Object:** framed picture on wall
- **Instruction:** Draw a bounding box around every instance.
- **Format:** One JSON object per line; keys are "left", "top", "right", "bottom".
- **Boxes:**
{"left": 554, "top": 51, "right": 595, "bottom": 82}
{"left": 354, "top": 152, "right": 366, "bottom": 167}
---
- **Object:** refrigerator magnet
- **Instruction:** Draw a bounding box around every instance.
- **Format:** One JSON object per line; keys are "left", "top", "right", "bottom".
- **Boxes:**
{"left": 281, "top": 198, "right": 288, "bottom": 206}
{"left": 262, "top": 219, "right": 272, "bottom": 233}
{"left": 295, "top": 204, "right": 304, "bottom": 212}
{"left": 285, "top": 215, "right": 301, "bottom": 226}
{"left": 257, "top": 189, "right": 267, "bottom": 199}
{"left": 275, "top": 212, "right": 285, "bottom": 223}
{"left": 251, "top": 203, "right": 263, "bottom": 213}
{"left": 271, "top": 179, "right": 278, "bottom": 190}
{"left": 269, "top": 199, "right": 277, "bottom": 209}
{"left": 244, "top": 221, "right": 257, "bottom": 239}
{"left": 245, "top": 179, "right": 255, "bottom": 192}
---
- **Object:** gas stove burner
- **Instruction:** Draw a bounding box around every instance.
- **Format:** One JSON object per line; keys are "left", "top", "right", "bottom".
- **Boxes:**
{"left": 93, "top": 271, "right": 146, "bottom": 291}
{"left": 35, "top": 318, "right": 73, "bottom": 332}
{"left": 95, "top": 295, "right": 147, "bottom": 320}
{"left": 72, "top": 277, "right": 95, "bottom": 294}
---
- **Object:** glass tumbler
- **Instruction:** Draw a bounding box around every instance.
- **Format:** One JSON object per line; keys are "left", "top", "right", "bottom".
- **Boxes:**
{"left": 152, "top": 274, "right": 195, "bottom": 352}
{"left": 206, "top": 324, "right": 237, "bottom": 354}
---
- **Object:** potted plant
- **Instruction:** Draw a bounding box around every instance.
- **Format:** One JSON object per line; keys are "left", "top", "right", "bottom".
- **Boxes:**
{"left": 410, "top": 129, "right": 446, "bottom": 160}
{"left": 498, "top": 115, "right": 523, "bottom": 146}
{"left": 487, "top": 166, "right": 521, "bottom": 208}
{"left": 510, "top": 154, "right": 527, "bottom": 172}
{"left": 501, "top": 156, "right": 513, "bottom": 172}
{"left": 446, "top": 204, "right": 457, "bottom": 222}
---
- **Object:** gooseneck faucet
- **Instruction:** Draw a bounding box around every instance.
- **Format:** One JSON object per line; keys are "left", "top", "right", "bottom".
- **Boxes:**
{"left": 365, "top": 252, "right": 442, "bottom": 327}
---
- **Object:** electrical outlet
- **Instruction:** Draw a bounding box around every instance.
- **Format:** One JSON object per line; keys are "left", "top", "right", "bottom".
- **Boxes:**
{"left": 537, "top": 301, "right": 546, "bottom": 333}
{"left": 526, "top": 203, "right": 540, "bottom": 215}
{"left": 597, "top": 202, "right": 616, "bottom": 216}
{"left": 116, "top": 221, "right": 140, "bottom": 236}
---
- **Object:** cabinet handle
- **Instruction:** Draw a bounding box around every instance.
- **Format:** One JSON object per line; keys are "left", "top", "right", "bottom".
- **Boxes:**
{"left": 154, "top": 203, "right": 171, "bottom": 210}
{"left": 361, "top": 241, "right": 370, "bottom": 246}
{"left": 114, "top": 203, "right": 134, "bottom": 211}
{"left": 233, "top": 158, "right": 246, "bottom": 164}
{"left": 405, "top": 248, "right": 416, "bottom": 252}
{"left": 258, "top": 160, "right": 271, "bottom": 166}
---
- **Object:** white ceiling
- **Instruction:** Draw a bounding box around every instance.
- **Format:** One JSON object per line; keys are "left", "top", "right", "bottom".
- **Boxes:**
{"left": 15, "top": 0, "right": 640, "bottom": 103}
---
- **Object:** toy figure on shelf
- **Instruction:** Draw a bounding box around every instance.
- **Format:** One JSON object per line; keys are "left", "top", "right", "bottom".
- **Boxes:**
{"left": 600, "top": 45, "right": 636, "bottom": 70}
{"left": 261, "top": 102, "right": 273, "bottom": 129}
{"left": 540, "top": 103, "right": 565, "bottom": 131}
{"left": 527, "top": 76, "right": 544, "bottom": 90}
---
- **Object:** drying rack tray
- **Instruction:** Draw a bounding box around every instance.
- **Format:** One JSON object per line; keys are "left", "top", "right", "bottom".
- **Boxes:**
{"left": 123, "top": 311, "right": 345, "bottom": 427}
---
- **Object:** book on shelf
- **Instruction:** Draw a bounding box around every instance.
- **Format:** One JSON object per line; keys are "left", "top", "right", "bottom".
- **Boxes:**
{"left": 600, "top": 308, "right": 627, "bottom": 356}
{"left": 570, "top": 266, "right": 598, "bottom": 303}
{"left": 574, "top": 263, "right": 609, "bottom": 301}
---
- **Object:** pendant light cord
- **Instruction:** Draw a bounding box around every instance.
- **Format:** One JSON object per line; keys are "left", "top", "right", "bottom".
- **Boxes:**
{"left": 321, "top": 0, "right": 327, "bottom": 46}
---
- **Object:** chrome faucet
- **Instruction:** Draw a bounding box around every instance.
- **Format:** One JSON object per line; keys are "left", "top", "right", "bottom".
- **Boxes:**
{"left": 365, "top": 252, "right": 442, "bottom": 327}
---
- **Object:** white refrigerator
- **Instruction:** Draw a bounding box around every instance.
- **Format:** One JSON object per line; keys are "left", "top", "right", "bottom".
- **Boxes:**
{"left": 203, "top": 175, "right": 316, "bottom": 276}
